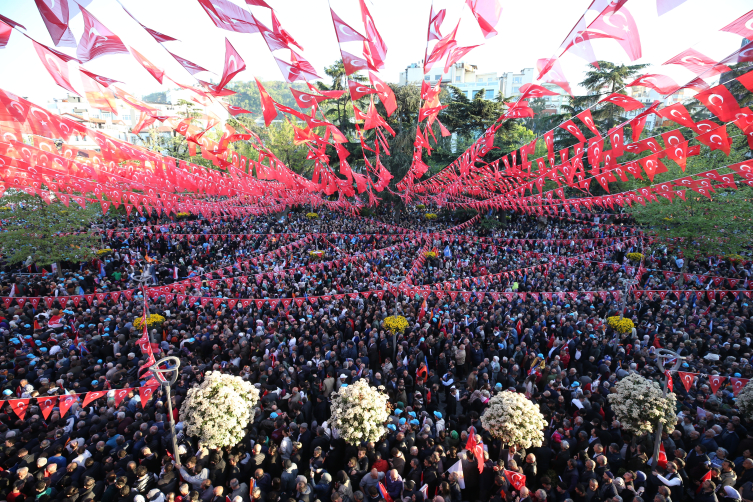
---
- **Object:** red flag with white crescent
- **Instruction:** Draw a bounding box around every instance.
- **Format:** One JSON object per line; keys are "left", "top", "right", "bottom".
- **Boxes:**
{"left": 731, "top": 378, "right": 749, "bottom": 396}
{"left": 255, "top": 78, "right": 278, "bottom": 126}
{"left": 129, "top": 46, "right": 165, "bottom": 84}
{"left": 82, "top": 391, "right": 107, "bottom": 408}
{"left": 38, "top": 396, "right": 57, "bottom": 419}
{"left": 216, "top": 38, "right": 246, "bottom": 90}
{"left": 113, "top": 388, "right": 130, "bottom": 407}
{"left": 677, "top": 371, "right": 695, "bottom": 392}
{"left": 59, "top": 394, "right": 77, "bottom": 418}
{"left": 665, "top": 370, "right": 673, "bottom": 392}
{"left": 139, "top": 384, "right": 159, "bottom": 405}
{"left": 505, "top": 469, "right": 526, "bottom": 491}
{"left": 708, "top": 375, "right": 725, "bottom": 394}
{"left": 76, "top": 5, "right": 130, "bottom": 63}
{"left": 330, "top": 9, "right": 367, "bottom": 43}
{"left": 8, "top": 398, "right": 30, "bottom": 420}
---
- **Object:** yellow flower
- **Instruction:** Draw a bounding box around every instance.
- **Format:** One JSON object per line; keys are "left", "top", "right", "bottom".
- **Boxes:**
{"left": 727, "top": 254, "right": 744, "bottom": 264}
{"left": 134, "top": 313, "right": 166, "bottom": 330}
{"left": 176, "top": 212, "right": 191, "bottom": 218}
{"left": 423, "top": 251, "right": 438, "bottom": 258}
{"left": 607, "top": 316, "right": 635, "bottom": 334}
{"left": 96, "top": 249, "right": 113, "bottom": 256}
{"left": 306, "top": 212, "right": 318, "bottom": 219}
{"left": 416, "top": 204, "right": 426, "bottom": 210}
{"left": 626, "top": 252, "right": 643, "bottom": 263}
{"left": 383, "top": 315, "right": 409, "bottom": 334}
{"left": 425, "top": 213, "right": 437, "bottom": 220}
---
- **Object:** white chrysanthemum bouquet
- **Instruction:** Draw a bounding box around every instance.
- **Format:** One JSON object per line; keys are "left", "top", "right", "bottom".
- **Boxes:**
{"left": 608, "top": 373, "right": 676, "bottom": 435}
{"left": 481, "top": 391, "right": 547, "bottom": 448}
{"left": 179, "top": 371, "right": 260, "bottom": 449}
{"left": 330, "top": 379, "right": 390, "bottom": 445}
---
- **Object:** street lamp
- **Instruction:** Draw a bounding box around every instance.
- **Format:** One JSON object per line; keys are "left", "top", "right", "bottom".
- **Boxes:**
{"left": 133, "top": 267, "right": 182, "bottom": 464}
{"left": 651, "top": 348, "right": 684, "bottom": 466}
{"left": 146, "top": 356, "right": 182, "bottom": 466}
{"left": 619, "top": 279, "right": 638, "bottom": 320}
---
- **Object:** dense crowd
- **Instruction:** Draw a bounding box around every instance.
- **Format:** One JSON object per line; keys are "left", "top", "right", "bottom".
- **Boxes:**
{"left": 0, "top": 209, "right": 752, "bottom": 502}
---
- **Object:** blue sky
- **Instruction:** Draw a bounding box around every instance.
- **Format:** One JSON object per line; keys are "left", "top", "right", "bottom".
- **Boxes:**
{"left": 0, "top": 0, "right": 750, "bottom": 106}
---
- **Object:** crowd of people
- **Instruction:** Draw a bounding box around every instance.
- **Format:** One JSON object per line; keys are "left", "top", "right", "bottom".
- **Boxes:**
{"left": 0, "top": 208, "right": 752, "bottom": 502}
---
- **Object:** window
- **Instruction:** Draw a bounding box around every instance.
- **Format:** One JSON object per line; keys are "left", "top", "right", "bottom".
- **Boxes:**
{"left": 513, "top": 76, "right": 522, "bottom": 84}
{"left": 485, "top": 89, "right": 494, "bottom": 99}
{"left": 488, "top": 77, "right": 495, "bottom": 82}
{"left": 473, "top": 90, "right": 482, "bottom": 99}
{"left": 424, "top": 76, "right": 430, "bottom": 81}
{"left": 434, "top": 75, "right": 441, "bottom": 81}
{"left": 455, "top": 76, "right": 461, "bottom": 82}
{"left": 512, "top": 86, "right": 520, "bottom": 94}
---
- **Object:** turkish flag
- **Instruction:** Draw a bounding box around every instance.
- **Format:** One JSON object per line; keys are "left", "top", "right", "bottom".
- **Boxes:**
{"left": 664, "top": 140, "right": 688, "bottom": 170}
{"left": 359, "top": 0, "right": 387, "bottom": 70}
{"left": 560, "top": 120, "right": 586, "bottom": 142}
{"left": 307, "top": 82, "right": 345, "bottom": 99}
{"left": 8, "top": 399, "right": 30, "bottom": 420}
{"left": 370, "top": 73, "right": 397, "bottom": 116}
{"left": 591, "top": 3, "right": 641, "bottom": 61}
{"left": 255, "top": 78, "right": 278, "bottom": 126}
{"left": 76, "top": 6, "right": 130, "bottom": 63}
{"left": 348, "top": 80, "right": 377, "bottom": 100}
{"left": 467, "top": 0, "right": 502, "bottom": 39}
{"left": 599, "top": 93, "right": 644, "bottom": 111}
{"left": 677, "top": 371, "right": 695, "bottom": 392}
{"left": 113, "top": 388, "right": 130, "bottom": 407}
{"left": 627, "top": 74, "right": 680, "bottom": 95}
{"left": 38, "top": 396, "right": 57, "bottom": 419}
{"left": 720, "top": 9, "right": 753, "bottom": 39}
{"left": 196, "top": 0, "right": 258, "bottom": 34}
{"left": 58, "top": 394, "right": 77, "bottom": 418}
{"left": 658, "top": 442, "right": 668, "bottom": 469}
{"left": 330, "top": 9, "right": 367, "bottom": 43}
{"left": 698, "top": 470, "right": 712, "bottom": 493}
{"left": 639, "top": 154, "right": 667, "bottom": 182}
{"left": 139, "top": 384, "right": 159, "bottom": 405}
{"left": 217, "top": 38, "right": 246, "bottom": 90}
{"left": 664, "top": 48, "right": 731, "bottom": 76}
{"left": 82, "top": 391, "right": 107, "bottom": 408}
{"left": 290, "top": 89, "right": 326, "bottom": 109}
{"left": 665, "top": 370, "right": 673, "bottom": 393}
{"left": 694, "top": 84, "right": 741, "bottom": 122}
{"left": 576, "top": 109, "right": 601, "bottom": 137}
{"left": 129, "top": 46, "right": 164, "bottom": 84}
{"left": 341, "top": 50, "right": 371, "bottom": 75}
{"left": 34, "top": 0, "right": 76, "bottom": 47}
{"left": 731, "top": 378, "right": 749, "bottom": 396}
{"left": 465, "top": 433, "right": 484, "bottom": 473}
{"left": 428, "top": 6, "right": 446, "bottom": 41}
{"left": 505, "top": 469, "right": 526, "bottom": 491}
{"left": 658, "top": 102, "right": 695, "bottom": 128}
{"left": 33, "top": 40, "right": 79, "bottom": 96}
{"left": 167, "top": 50, "right": 208, "bottom": 76}
{"left": 708, "top": 375, "right": 725, "bottom": 394}
{"left": 119, "top": 2, "right": 179, "bottom": 43}
{"left": 696, "top": 125, "right": 731, "bottom": 155}
{"left": 0, "top": 20, "right": 12, "bottom": 49}
{"left": 80, "top": 69, "right": 121, "bottom": 87}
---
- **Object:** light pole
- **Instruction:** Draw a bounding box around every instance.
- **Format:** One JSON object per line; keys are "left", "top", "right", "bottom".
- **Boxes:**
{"left": 133, "top": 268, "right": 182, "bottom": 464}
{"left": 651, "top": 348, "right": 684, "bottom": 466}
{"left": 147, "top": 356, "right": 182, "bottom": 466}
{"left": 619, "top": 279, "right": 638, "bottom": 320}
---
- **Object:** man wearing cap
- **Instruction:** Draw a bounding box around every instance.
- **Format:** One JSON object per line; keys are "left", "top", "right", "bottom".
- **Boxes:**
{"left": 599, "top": 472, "right": 618, "bottom": 501}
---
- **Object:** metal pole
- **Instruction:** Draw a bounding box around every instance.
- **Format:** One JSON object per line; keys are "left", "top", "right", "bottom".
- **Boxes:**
{"left": 163, "top": 382, "right": 181, "bottom": 466}
{"left": 619, "top": 279, "right": 638, "bottom": 320}
{"left": 149, "top": 356, "right": 182, "bottom": 465}
{"left": 651, "top": 349, "right": 684, "bottom": 466}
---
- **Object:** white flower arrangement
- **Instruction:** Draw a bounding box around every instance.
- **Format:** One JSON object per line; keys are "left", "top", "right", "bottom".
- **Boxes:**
{"left": 736, "top": 381, "right": 753, "bottom": 421}
{"left": 179, "top": 371, "right": 260, "bottom": 449}
{"left": 481, "top": 391, "right": 547, "bottom": 448}
{"left": 329, "top": 379, "right": 390, "bottom": 445}
{"left": 608, "top": 373, "right": 677, "bottom": 435}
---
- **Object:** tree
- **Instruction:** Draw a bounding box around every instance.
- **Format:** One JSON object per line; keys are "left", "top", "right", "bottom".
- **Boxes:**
{"left": 578, "top": 61, "right": 649, "bottom": 130}
{"left": 0, "top": 192, "right": 101, "bottom": 273}
{"left": 441, "top": 86, "right": 507, "bottom": 139}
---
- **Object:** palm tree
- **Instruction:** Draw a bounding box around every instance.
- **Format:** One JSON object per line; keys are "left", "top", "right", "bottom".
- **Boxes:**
{"left": 579, "top": 61, "right": 649, "bottom": 130}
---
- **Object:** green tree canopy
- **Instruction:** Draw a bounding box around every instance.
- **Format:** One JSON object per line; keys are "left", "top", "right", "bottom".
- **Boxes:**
{"left": 0, "top": 192, "right": 101, "bottom": 269}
